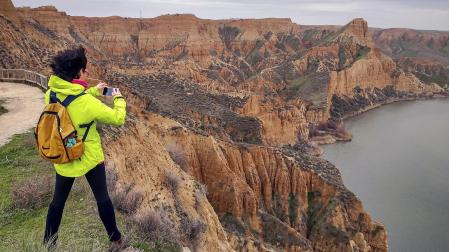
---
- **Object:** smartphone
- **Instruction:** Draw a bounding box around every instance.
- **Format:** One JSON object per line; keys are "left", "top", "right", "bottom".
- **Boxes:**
{"left": 102, "top": 87, "right": 118, "bottom": 96}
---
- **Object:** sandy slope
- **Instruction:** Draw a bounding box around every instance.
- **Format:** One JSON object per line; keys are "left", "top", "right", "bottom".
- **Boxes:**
{"left": 0, "top": 82, "right": 44, "bottom": 146}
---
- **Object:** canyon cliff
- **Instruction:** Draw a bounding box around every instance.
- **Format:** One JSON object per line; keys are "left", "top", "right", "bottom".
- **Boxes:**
{"left": 1, "top": 0, "right": 448, "bottom": 250}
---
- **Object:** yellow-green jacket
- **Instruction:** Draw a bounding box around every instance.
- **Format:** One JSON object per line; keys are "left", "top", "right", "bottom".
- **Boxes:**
{"left": 44, "top": 75, "right": 126, "bottom": 177}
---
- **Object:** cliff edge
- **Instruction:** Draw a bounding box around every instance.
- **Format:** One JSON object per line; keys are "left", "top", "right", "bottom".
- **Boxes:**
{"left": 2, "top": 4, "right": 447, "bottom": 250}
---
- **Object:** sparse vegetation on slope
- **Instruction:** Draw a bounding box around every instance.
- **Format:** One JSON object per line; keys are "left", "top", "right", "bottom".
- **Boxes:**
{"left": 356, "top": 47, "right": 371, "bottom": 60}
{"left": 373, "top": 29, "right": 449, "bottom": 64}
{"left": 218, "top": 25, "right": 241, "bottom": 50}
{"left": 0, "top": 132, "right": 181, "bottom": 252}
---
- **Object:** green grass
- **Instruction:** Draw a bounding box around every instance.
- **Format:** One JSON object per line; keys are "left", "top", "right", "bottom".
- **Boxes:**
{"left": 0, "top": 133, "right": 52, "bottom": 206}
{"left": 321, "top": 31, "right": 338, "bottom": 43}
{"left": 288, "top": 194, "right": 299, "bottom": 224}
{"left": 398, "top": 50, "right": 418, "bottom": 57}
{"left": 282, "top": 73, "right": 328, "bottom": 105}
{"left": 316, "top": 31, "right": 339, "bottom": 46}
{"left": 306, "top": 193, "right": 337, "bottom": 235}
{"left": 0, "top": 132, "right": 113, "bottom": 251}
{"left": 0, "top": 132, "right": 175, "bottom": 252}
{"left": 355, "top": 47, "right": 371, "bottom": 60}
{"left": 0, "top": 100, "right": 8, "bottom": 116}
{"left": 302, "top": 29, "right": 320, "bottom": 42}
{"left": 281, "top": 74, "right": 313, "bottom": 100}
{"left": 390, "top": 38, "right": 420, "bottom": 58}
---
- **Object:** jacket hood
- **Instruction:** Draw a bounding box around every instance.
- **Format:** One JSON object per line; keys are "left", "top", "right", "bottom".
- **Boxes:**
{"left": 48, "top": 75, "right": 84, "bottom": 95}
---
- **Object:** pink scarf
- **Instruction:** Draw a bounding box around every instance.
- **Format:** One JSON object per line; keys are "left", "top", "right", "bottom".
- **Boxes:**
{"left": 72, "top": 79, "right": 89, "bottom": 88}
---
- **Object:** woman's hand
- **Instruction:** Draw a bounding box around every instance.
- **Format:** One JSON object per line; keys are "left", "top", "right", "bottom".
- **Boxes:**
{"left": 112, "top": 88, "right": 122, "bottom": 97}
{"left": 96, "top": 82, "right": 108, "bottom": 94}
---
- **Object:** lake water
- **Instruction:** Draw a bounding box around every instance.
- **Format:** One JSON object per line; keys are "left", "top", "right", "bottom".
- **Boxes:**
{"left": 323, "top": 99, "right": 449, "bottom": 252}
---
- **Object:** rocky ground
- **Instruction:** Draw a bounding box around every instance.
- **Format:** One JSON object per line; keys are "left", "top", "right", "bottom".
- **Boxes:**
{"left": 1, "top": 0, "right": 449, "bottom": 250}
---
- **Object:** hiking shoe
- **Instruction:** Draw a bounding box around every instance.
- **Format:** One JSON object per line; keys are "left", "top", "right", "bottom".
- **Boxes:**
{"left": 108, "top": 237, "right": 129, "bottom": 252}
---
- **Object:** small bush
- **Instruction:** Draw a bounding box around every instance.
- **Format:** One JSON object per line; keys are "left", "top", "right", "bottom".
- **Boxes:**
{"left": 10, "top": 175, "right": 53, "bottom": 209}
{"left": 356, "top": 47, "right": 371, "bottom": 60}
{"left": 220, "top": 212, "right": 248, "bottom": 235}
{"left": 20, "top": 132, "right": 37, "bottom": 150}
{"left": 196, "top": 182, "right": 207, "bottom": 196}
{"left": 111, "top": 183, "right": 144, "bottom": 215}
{"left": 181, "top": 217, "right": 207, "bottom": 248}
{"left": 194, "top": 182, "right": 207, "bottom": 209}
{"left": 134, "top": 210, "right": 180, "bottom": 249}
{"left": 165, "top": 143, "right": 188, "bottom": 171}
{"left": 309, "top": 119, "right": 347, "bottom": 138}
{"left": 165, "top": 172, "right": 180, "bottom": 193}
{"left": 219, "top": 25, "right": 241, "bottom": 49}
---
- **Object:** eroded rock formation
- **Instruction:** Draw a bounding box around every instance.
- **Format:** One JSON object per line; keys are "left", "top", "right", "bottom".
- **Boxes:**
{"left": 2, "top": 0, "right": 449, "bottom": 250}
{"left": 101, "top": 107, "right": 387, "bottom": 251}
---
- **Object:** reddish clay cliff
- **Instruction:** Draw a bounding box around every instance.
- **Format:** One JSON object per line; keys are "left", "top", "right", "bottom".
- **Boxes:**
{"left": 2, "top": 0, "right": 448, "bottom": 250}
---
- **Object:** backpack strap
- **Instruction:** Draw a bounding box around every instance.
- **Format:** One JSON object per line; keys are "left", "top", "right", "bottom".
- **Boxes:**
{"left": 61, "top": 92, "right": 86, "bottom": 107}
{"left": 50, "top": 91, "right": 61, "bottom": 104}
{"left": 50, "top": 91, "right": 86, "bottom": 107}
{"left": 65, "top": 91, "right": 90, "bottom": 141}
{"left": 79, "top": 121, "right": 94, "bottom": 142}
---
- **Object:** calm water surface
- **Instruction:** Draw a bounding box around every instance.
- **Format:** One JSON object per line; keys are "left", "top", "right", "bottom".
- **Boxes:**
{"left": 323, "top": 99, "right": 449, "bottom": 252}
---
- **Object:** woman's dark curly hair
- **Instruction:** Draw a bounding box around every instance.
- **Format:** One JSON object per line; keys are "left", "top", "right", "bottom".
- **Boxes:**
{"left": 50, "top": 46, "right": 87, "bottom": 82}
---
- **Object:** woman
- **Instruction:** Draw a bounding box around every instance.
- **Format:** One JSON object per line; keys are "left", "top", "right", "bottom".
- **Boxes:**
{"left": 43, "top": 46, "right": 127, "bottom": 252}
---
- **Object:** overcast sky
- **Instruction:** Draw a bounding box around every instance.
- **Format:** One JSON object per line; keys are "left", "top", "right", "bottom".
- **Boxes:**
{"left": 11, "top": 0, "right": 449, "bottom": 31}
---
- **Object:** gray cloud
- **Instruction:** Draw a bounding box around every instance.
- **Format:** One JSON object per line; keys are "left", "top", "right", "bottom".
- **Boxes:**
{"left": 11, "top": 0, "right": 449, "bottom": 30}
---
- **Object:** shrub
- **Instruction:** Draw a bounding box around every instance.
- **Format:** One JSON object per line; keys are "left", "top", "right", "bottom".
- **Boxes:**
{"left": 272, "top": 193, "right": 288, "bottom": 222}
{"left": 309, "top": 119, "right": 347, "bottom": 138}
{"left": 111, "top": 183, "right": 144, "bottom": 215}
{"left": 194, "top": 182, "right": 207, "bottom": 209}
{"left": 10, "top": 175, "right": 53, "bottom": 209}
{"left": 356, "top": 47, "right": 371, "bottom": 60}
{"left": 133, "top": 210, "right": 181, "bottom": 249}
{"left": 165, "top": 142, "right": 188, "bottom": 171}
{"left": 180, "top": 217, "right": 207, "bottom": 248}
{"left": 220, "top": 212, "right": 248, "bottom": 235}
{"left": 165, "top": 172, "right": 180, "bottom": 193}
{"left": 22, "top": 133, "right": 37, "bottom": 149}
{"left": 288, "top": 194, "right": 299, "bottom": 224}
{"left": 197, "top": 182, "right": 207, "bottom": 196}
{"left": 219, "top": 25, "right": 241, "bottom": 49}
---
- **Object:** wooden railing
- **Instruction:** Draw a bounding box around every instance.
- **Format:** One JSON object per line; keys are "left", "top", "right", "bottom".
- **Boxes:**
{"left": 0, "top": 69, "right": 48, "bottom": 90}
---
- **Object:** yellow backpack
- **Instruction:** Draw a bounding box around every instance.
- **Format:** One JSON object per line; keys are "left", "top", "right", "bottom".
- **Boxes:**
{"left": 35, "top": 91, "right": 86, "bottom": 164}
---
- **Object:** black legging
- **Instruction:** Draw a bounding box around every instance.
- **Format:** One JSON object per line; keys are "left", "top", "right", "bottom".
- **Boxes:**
{"left": 43, "top": 163, "right": 121, "bottom": 245}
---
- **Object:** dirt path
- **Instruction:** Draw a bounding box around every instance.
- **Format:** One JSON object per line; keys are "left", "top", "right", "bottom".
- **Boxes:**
{"left": 0, "top": 82, "right": 44, "bottom": 146}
